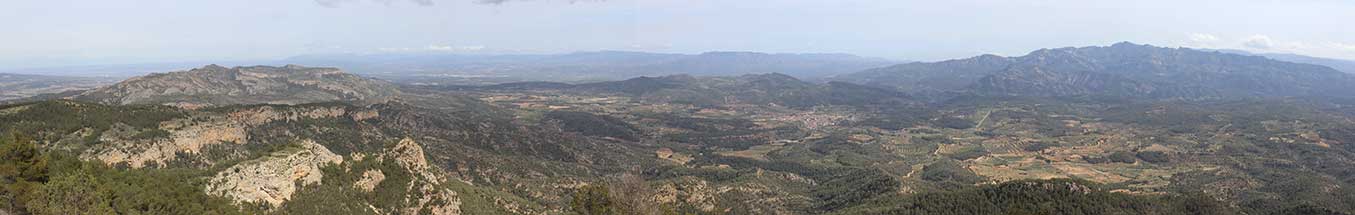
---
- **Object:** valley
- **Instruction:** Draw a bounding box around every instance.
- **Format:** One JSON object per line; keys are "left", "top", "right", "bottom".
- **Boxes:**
{"left": 0, "top": 73, "right": 113, "bottom": 102}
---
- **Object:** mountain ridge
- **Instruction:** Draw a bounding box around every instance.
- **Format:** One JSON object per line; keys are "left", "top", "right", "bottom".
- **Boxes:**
{"left": 836, "top": 42, "right": 1355, "bottom": 99}
{"left": 283, "top": 51, "right": 897, "bottom": 85}
{"left": 72, "top": 64, "right": 400, "bottom": 107}
{"left": 1210, "top": 49, "right": 1355, "bottom": 74}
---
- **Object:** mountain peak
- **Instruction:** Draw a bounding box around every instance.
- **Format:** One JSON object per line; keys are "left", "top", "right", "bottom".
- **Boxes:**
{"left": 1110, "top": 41, "right": 1142, "bottom": 48}
{"left": 975, "top": 54, "right": 1006, "bottom": 60}
{"left": 699, "top": 51, "right": 767, "bottom": 55}
{"left": 201, "top": 64, "right": 229, "bottom": 70}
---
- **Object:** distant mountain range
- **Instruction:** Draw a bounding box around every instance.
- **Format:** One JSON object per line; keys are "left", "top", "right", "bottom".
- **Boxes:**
{"left": 10, "top": 43, "right": 1355, "bottom": 102}
{"left": 1210, "top": 49, "right": 1355, "bottom": 74}
{"left": 71, "top": 65, "right": 399, "bottom": 107}
{"left": 835, "top": 42, "right": 1355, "bottom": 99}
{"left": 0, "top": 61, "right": 268, "bottom": 78}
{"left": 1, "top": 51, "right": 897, "bottom": 86}
{"left": 283, "top": 51, "right": 897, "bottom": 85}
{"left": 445, "top": 73, "right": 914, "bottom": 108}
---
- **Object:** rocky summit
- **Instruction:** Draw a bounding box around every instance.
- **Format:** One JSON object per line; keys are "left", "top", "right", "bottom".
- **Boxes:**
{"left": 72, "top": 65, "right": 399, "bottom": 107}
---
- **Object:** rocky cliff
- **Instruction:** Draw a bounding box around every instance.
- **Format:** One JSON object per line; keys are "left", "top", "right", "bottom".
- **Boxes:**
{"left": 206, "top": 139, "right": 343, "bottom": 207}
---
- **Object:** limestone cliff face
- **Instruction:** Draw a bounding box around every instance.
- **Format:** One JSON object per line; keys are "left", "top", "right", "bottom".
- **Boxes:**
{"left": 354, "top": 169, "right": 386, "bottom": 192}
{"left": 408, "top": 182, "right": 462, "bottom": 215}
{"left": 70, "top": 102, "right": 464, "bottom": 213}
{"left": 84, "top": 105, "right": 364, "bottom": 168}
{"left": 199, "top": 136, "right": 463, "bottom": 214}
{"left": 389, "top": 138, "right": 461, "bottom": 215}
{"left": 85, "top": 118, "right": 247, "bottom": 168}
{"left": 391, "top": 138, "right": 434, "bottom": 179}
{"left": 226, "top": 105, "right": 351, "bottom": 126}
{"left": 205, "top": 139, "right": 343, "bottom": 207}
{"left": 73, "top": 64, "right": 399, "bottom": 107}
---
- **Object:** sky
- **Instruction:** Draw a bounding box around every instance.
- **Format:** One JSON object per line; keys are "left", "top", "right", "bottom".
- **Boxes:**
{"left": 2, "top": 0, "right": 1353, "bottom": 69}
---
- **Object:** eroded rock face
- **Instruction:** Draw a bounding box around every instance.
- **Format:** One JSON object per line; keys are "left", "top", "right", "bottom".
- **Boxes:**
{"left": 85, "top": 118, "right": 247, "bottom": 168}
{"left": 228, "top": 105, "right": 349, "bottom": 126}
{"left": 392, "top": 138, "right": 435, "bottom": 179}
{"left": 388, "top": 138, "right": 462, "bottom": 215}
{"left": 355, "top": 169, "right": 385, "bottom": 192}
{"left": 85, "top": 106, "right": 356, "bottom": 168}
{"left": 205, "top": 139, "right": 343, "bottom": 206}
{"left": 351, "top": 109, "right": 380, "bottom": 121}
{"left": 407, "top": 182, "right": 462, "bottom": 215}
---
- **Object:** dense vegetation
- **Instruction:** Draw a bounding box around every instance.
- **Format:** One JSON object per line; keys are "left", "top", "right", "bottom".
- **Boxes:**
{"left": 546, "top": 111, "right": 640, "bottom": 141}
{"left": 1, "top": 132, "right": 248, "bottom": 215}
{"left": 834, "top": 179, "right": 1235, "bottom": 215}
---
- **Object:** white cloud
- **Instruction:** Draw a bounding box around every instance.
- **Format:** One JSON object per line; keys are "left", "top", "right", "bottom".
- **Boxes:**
{"left": 1183, "top": 33, "right": 1226, "bottom": 49}
{"left": 1242, "top": 35, "right": 1274, "bottom": 50}
{"left": 424, "top": 45, "right": 486, "bottom": 52}
{"left": 1333, "top": 42, "right": 1355, "bottom": 52}
{"left": 1189, "top": 33, "right": 1219, "bottom": 43}
{"left": 425, "top": 45, "right": 454, "bottom": 51}
{"left": 1178, "top": 34, "right": 1355, "bottom": 60}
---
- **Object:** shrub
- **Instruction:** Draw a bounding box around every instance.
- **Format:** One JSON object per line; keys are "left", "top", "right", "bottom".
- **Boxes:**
{"left": 935, "top": 117, "right": 976, "bottom": 129}
{"left": 1135, "top": 151, "right": 1170, "bottom": 163}
{"left": 1107, "top": 151, "right": 1137, "bottom": 163}
{"left": 945, "top": 146, "right": 988, "bottom": 161}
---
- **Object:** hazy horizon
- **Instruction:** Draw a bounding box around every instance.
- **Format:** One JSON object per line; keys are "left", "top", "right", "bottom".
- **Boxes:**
{"left": 3, "top": 0, "right": 1354, "bottom": 69}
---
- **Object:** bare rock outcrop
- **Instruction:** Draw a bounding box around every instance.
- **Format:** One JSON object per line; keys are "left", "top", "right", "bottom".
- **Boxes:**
{"left": 85, "top": 118, "right": 248, "bottom": 168}
{"left": 205, "top": 139, "right": 343, "bottom": 207}
{"left": 388, "top": 138, "right": 462, "bottom": 215}
{"left": 227, "top": 105, "right": 349, "bottom": 126}
{"left": 84, "top": 105, "right": 358, "bottom": 168}
{"left": 354, "top": 169, "right": 386, "bottom": 192}
{"left": 391, "top": 138, "right": 434, "bottom": 179}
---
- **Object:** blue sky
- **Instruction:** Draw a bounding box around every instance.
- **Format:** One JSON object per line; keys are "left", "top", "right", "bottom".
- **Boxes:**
{"left": 2, "top": 0, "right": 1353, "bottom": 69}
